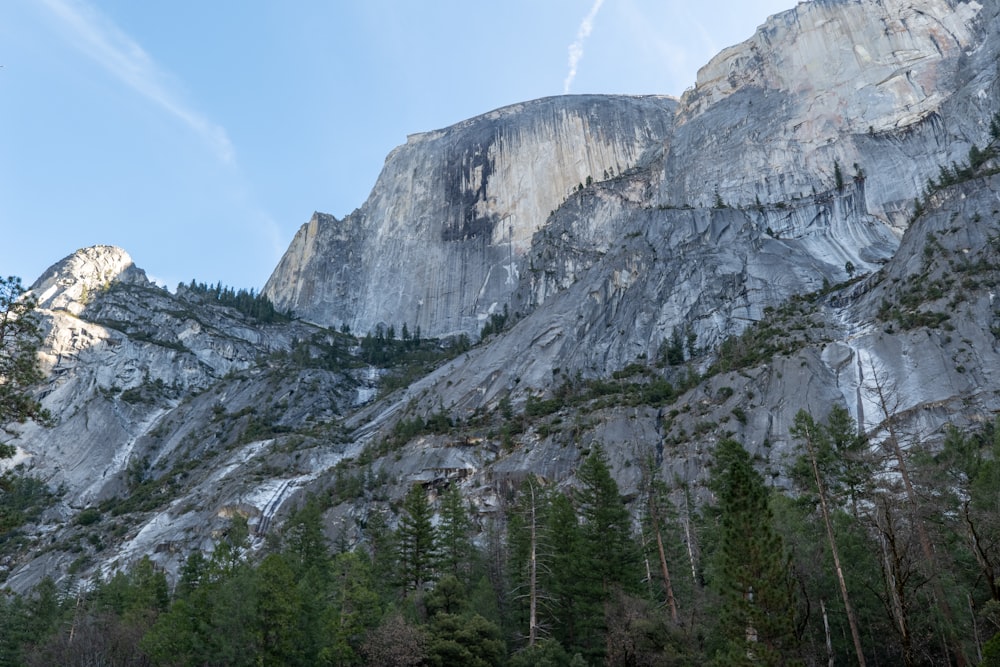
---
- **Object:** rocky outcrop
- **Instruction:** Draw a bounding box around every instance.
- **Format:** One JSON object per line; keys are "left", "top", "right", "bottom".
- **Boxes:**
{"left": 662, "top": 0, "right": 999, "bottom": 219}
{"left": 12, "top": 247, "right": 352, "bottom": 507}
{"left": 29, "top": 245, "right": 150, "bottom": 314}
{"left": 5, "top": 247, "right": 371, "bottom": 588}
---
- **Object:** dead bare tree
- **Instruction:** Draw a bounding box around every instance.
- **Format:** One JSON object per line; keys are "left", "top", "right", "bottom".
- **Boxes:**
{"left": 872, "top": 494, "right": 920, "bottom": 667}
{"left": 507, "top": 477, "right": 557, "bottom": 648}
{"left": 862, "top": 360, "right": 968, "bottom": 666}
{"left": 642, "top": 469, "right": 680, "bottom": 625}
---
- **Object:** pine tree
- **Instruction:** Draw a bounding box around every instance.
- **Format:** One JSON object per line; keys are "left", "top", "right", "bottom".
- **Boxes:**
{"left": 280, "top": 497, "right": 331, "bottom": 662}
{"left": 437, "top": 484, "right": 474, "bottom": 580}
{"left": 282, "top": 497, "right": 330, "bottom": 580}
{"left": 426, "top": 612, "right": 506, "bottom": 667}
{"left": 323, "top": 551, "right": 381, "bottom": 665}
{"left": 397, "top": 484, "right": 438, "bottom": 591}
{"left": 664, "top": 326, "right": 685, "bottom": 366}
{"left": 709, "top": 438, "right": 800, "bottom": 666}
{"left": 545, "top": 492, "right": 585, "bottom": 654}
{"left": 364, "top": 508, "right": 398, "bottom": 600}
{"left": 208, "top": 514, "right": 251, "bottom": 580}
{"left": 577, "top": 445, "right": 637, "bottom": 592}
{"left": 256, "top": 553, "right": 306, "bottom": 665}
{"left": 573, "top": 445, "right": 639, "bottom": 661}
{"left": 0, "top": 276, "right": 51, "bottom": 457}
{"left": 176, "top": 550, "right": 207, "bottom": 599}
{"left": 93, "top": 555, "right": 169, "bottom": 622}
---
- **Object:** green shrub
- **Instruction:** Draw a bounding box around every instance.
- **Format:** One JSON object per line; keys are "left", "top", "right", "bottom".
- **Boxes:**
{"left": 75, "top": 508, "right": 102, "bottom": 526}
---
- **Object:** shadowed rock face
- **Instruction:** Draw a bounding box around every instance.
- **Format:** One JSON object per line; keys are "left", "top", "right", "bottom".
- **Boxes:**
{"left": 263, "top": 95, "right": 678, "bottom": 338}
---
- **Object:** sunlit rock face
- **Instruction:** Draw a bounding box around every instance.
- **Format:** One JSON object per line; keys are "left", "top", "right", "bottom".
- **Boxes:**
{"left": 29, "top": 245, "right": 149, "bottom": 314}
{"left": 16, "top": 248, "right": 337, "bottom": 507}
{"left": 264, "top": 95, "right": 677, "bottom": 338}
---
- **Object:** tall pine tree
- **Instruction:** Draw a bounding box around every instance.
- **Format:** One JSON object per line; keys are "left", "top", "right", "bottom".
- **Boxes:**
{"left": 709, "top": 438, "right": 800, "bottom": 666}
{"left": 545, "top": 492, "right": 586, "bottom": 656}
{"left": 437, "top": 484, "right": 474, "bottom": 581}
{"left": 577, "top": 445, "right": 637, "bottom": 592}
{"left": 397, "top": 484, "right": 437, "bottom": 591}
{"left": 574, "top": 445, "right": 639, "bottom": 662}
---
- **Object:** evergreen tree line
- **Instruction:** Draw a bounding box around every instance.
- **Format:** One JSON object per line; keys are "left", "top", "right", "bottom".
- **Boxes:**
{"left": 912, "top": 116, "right": 1000, "bottom": 221}
{"left": 358, "top": 322, "right": 423, "bottom": 366}
{"left": 181, "top": 280, "right": 291, "bottom": 323}
{"left": 1, "top": 409, "right": 999, "bottom": 665}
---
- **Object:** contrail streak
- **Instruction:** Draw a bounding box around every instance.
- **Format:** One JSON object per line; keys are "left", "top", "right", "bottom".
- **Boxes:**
{"left": 564, "top": 0, "right": 606, "bottom": 94}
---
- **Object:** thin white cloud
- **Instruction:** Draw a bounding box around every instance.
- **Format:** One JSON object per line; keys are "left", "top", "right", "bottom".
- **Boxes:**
{"left": 564, "top": 0, "right": 606, "bottom": 94}
{"left": 39, "top": 0, "right": 234, "bottom": 163}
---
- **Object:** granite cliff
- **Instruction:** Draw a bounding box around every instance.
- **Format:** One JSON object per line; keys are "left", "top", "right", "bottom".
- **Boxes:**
{"left": 266, "top": 0, "right": 999, "bottom": 343}
{"left": 264, "top": 94, "right": 677, "bottom": 338}
{"left": 5, "top": 0, "right": 1000, "bottom": 591}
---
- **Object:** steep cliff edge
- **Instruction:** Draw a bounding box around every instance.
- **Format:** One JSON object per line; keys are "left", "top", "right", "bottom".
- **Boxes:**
{"left": 265, "top": 0, "right": 999, "bottom": 343}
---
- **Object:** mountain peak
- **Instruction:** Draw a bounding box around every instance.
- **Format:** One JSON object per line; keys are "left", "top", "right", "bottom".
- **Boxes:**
{"left": 29, "top": 245, "right": 150, "bottom": 313}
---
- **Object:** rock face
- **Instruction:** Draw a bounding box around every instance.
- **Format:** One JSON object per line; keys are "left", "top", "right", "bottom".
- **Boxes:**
{"left": 266, "top": 0, "right": 1000, "bottom": 342}
{"left": 29, "top": 245, "right": 149, "bottom": 314}
{"left": 15, "top": 245, "right": 350, "bottom": 503}
{"left": 663, "top": 0, "right": 997, "bottom": 221}
{"left": 6, "top": 0, "right": 1000, "bottom": 592}
{"left": 7, "top": 246, "right": 364, "bottom": 589}
{"left": 264, "top": 95, "right": 677, "bottom": 337}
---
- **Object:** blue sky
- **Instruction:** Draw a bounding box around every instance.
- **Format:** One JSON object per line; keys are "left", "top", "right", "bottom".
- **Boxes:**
{"left": 1, "top": 0, "right": 794, "bottom": 291}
